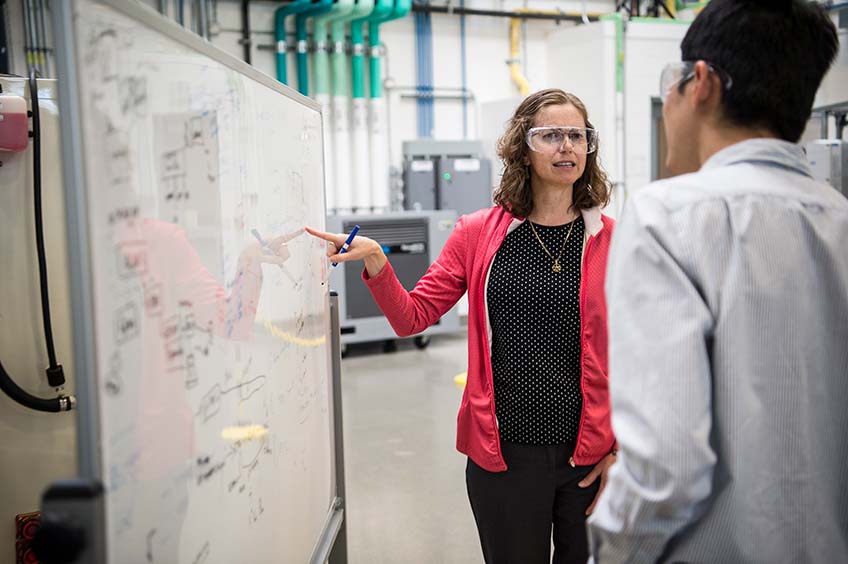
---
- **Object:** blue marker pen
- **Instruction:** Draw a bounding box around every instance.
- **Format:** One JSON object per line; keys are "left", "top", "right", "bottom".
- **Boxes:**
{"left": 332, "top": 225, "right": 360, "bottom": 267}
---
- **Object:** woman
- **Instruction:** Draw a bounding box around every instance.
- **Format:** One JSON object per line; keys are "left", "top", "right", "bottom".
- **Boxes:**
{"left": 307, "top": 89, "right": 616, "bottom": 563}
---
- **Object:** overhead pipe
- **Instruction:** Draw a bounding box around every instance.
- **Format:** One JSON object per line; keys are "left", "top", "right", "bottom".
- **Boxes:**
{"left": 353, "top": 0, "right": 392, "bottom": 99}
{"left": 35, "top": 0, "right": 49, "bottom": 75}
{"left": 508, "top": 18, "right": 529, "bottom": 96}
{"left": 410, "top": 3, "right": 601, "bottom": 22}
{"left": 199, "top": 0, "right": 209, "bottom": 38}
{"left": 310, "top": 2, "right": 350, "bottom": 100}
{"left": 600, "top": 12, "right": 626, "bottom": 215}
{"left": 0, "top": 7, "right": 9, "bottom": 74}
{"left": 350, "top": 0, "right": 392, "bottom": 209}
{"left": 414, "top": 4, "right": 434, "bottom": 138}
{"left": 273, "top": 0, "right": 312, "bottom": 85}
{"left": 347, "top": 0, "right": 377, "bottom": 211}
{"left": 295, "top": 0, "right": 334, "bottom": 95}
{"left": 368, "top": 0, "right": 411, "bottom": 211}
{"left": 311, "top": 0, "right": 355, "bottom": 212}
{"left": 459, "top": 0, "right": 467, "bottom": 138}
{"left": 20, "top": 0, "right": 35, "bottom": 71}
{"left": 327, "top": 0, "right": 358, "bottom": 213}
{"left": 240, "top": 0, "right": 251, "bottom": 63}
{"left": 26, "top": 0, "right": 41, "bottom": 73}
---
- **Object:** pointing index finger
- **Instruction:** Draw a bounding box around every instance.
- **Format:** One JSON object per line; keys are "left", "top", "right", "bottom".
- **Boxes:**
{"left": 304, "top": 226, "right": 342, "bottom": 244}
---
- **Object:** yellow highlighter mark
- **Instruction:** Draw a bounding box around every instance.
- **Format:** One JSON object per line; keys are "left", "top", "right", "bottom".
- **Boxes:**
{"left": 263, "top": 319, "right": 326, "bottom": 347}
{"left": 221, "top": 425, "right": 269, "bottom": 442}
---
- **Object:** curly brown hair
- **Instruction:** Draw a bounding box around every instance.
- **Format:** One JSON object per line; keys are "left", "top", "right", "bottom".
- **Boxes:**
{"left": 493, "top": 89, "right": 611, "bottom": 218}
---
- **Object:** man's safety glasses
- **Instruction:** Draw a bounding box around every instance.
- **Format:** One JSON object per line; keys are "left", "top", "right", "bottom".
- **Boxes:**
{"left": 660, "top": 60, "right": 733, "bottom": 103}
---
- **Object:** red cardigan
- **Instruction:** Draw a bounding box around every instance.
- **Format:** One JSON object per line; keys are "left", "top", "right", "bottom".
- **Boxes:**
{"left": 363, "top": 205, "right": 616, "bottom": 471}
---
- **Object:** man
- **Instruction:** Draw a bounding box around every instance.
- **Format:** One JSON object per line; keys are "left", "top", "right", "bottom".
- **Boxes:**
{"left": 588, "top": 1, "right": 846, "bottom": 562}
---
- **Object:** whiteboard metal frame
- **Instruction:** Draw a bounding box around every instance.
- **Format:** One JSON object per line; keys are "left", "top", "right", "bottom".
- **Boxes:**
{"left": 52, "top": 0, "right": 103, "bottom": 486}
{"left": 49, "top": 1, "right": 344, "bottom": 561}
{"left": 50, "top": 1, "right": 109, "bottom": 560}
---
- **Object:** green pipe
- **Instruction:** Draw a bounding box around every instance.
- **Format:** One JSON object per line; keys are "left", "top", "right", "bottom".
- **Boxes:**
{"left": 368, "top": 0, "right": 412, "bottom": 99}
{"left": 600, "top": 12, "right": 624, "bottom": 94}
{"left": 328, "top": 0, "right": 360, "bottom": 98}
{"left": 295, "top": 0, "right": 334, "bottom": 95}
{"left": 351, "top": 0, "right": 391, "bottom": 99}
{"left": 274, "top": 0, "right": 313, "bottom": 85}
{"left": 312, "top": 0, "right": 354, "bottom": 97}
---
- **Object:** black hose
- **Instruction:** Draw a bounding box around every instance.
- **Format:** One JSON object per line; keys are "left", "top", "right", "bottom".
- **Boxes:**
{"left": 0, "top": 72, "right": 73, "bottom": 412}
{"left": 29, "top": 69, "right": 65, "bottom": 388}
{"left": 0, "top": 360, "right": 73, "bottom": 412}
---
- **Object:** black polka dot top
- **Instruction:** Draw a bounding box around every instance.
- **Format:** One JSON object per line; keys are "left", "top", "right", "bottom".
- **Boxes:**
{"left": 487, "top": 216, "right": 585, "bottom": 445}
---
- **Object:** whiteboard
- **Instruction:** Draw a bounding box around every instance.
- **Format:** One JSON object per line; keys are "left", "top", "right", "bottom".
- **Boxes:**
{"left": 54, "top": 1, "right": 337, "bottom": 562}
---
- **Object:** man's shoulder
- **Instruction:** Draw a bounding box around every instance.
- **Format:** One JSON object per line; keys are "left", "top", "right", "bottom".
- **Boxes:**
{"left": 631, "top": 171, "right": 720, "bottom": 212}
{"left": 634, "top": 162, "right": 848, "bottom": 213}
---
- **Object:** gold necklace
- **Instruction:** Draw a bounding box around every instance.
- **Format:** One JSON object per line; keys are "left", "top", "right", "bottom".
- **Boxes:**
{"left": 527, "top": 218, "right": 576, "bottom": 273}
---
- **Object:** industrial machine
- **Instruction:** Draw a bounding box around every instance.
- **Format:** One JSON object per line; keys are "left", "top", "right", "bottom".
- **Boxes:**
{"left": 402, "top": 140, "right": 493, "bottom": 216}
{"left": 806, "top": 139, "right": 847, "bottom": 196}
{"left": 806, "top": 101, "right": 848, "bottom": 196}
{"left": 326, "top": 210, "right": 460, "bottom": 352}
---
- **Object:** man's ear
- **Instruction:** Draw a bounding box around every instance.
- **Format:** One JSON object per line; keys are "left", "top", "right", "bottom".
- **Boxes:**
{"left": 690, "top": 60, "right": 722, "bottom": 112}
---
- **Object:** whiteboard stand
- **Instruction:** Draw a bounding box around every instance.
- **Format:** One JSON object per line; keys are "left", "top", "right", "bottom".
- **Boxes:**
{"left": 307, "top": 292, "right": 348, "bottom": 564}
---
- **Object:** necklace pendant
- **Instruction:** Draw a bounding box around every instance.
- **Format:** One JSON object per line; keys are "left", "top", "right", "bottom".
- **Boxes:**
{"left": 552, "top": 260, "right": 562, "bottom": 273}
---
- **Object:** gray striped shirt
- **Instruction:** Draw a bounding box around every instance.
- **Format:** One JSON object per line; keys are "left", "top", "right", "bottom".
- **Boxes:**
{"left": 588, "top": 139, "right": 848, "bottom": 563}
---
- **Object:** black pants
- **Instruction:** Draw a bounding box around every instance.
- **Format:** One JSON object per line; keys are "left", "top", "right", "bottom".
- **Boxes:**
{"left": 465, "top": 441, "right": 600, "bottom": 564}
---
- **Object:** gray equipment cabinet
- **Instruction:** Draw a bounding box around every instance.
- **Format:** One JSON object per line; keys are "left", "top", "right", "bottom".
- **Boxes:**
{"left": 402, "top": 140, "right": 493, "bottom": 216}
{"left": 326, "top": 210, "right": 461, "bottom": 351}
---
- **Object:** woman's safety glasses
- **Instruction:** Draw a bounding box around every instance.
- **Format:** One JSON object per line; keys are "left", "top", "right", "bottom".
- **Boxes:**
{"left": 526, "top": 126, "right": 598, "bottom": 155}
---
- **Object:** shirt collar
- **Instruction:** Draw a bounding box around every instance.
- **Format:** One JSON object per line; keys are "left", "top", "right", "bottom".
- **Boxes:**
{"left": 508, "top": 206, "right": 604, "bottom": 237}
{"left": 701, "top": 138, "right": 813, "bottom": 179}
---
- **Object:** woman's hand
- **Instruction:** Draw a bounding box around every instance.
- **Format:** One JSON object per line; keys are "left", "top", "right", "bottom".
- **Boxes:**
{"left": 579, "top": 452, "right": 617, "bottom": 516}
{"left": 304, "top": 226, "right": 388, "bottom": 278}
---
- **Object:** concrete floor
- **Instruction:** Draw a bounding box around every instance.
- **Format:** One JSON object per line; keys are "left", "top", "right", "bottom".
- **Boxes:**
{"left": 340, "top": 330, "right": 484, "bottom": 564}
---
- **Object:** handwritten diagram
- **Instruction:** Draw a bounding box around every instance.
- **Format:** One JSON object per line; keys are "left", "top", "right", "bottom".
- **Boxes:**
{"left": 153, "top": 113, "right": 220, "bottom": 226}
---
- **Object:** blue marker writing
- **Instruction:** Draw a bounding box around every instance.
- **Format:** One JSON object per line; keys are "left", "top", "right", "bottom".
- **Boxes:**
{"left": 332, "top": 224, "right": 360, "bottom": 267}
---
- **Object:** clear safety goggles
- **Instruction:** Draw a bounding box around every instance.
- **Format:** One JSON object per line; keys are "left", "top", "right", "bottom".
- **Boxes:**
{"left": 660, "top": 61, "right": 733, "bottom": 103}
{"left": 526, "top": 126, "right": 598, "bottom": 155}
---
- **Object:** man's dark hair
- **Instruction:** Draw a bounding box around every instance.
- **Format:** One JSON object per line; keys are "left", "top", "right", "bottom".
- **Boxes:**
{"left": 680, "top": 0, "right": 838, "bottom": 142}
